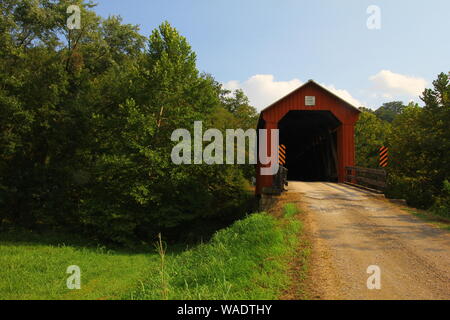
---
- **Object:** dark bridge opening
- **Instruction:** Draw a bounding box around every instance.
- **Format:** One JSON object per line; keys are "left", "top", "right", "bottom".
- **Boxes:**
{"left": 279, "top": 110, "right": 341, "bottom": 182}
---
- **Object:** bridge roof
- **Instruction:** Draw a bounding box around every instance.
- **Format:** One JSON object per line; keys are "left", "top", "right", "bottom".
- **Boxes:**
{"left": 260, "top": 79, "right": 361, "bottom": 114}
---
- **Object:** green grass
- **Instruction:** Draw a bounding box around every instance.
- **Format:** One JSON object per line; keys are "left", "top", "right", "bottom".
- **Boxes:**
{"left": 403, "top": 208, "right": 450, "bottom": 231}
{"left": 0, "top": 232, "right": 159, "bottom": 300}
{"left": 0, "top": 212, "right": 305, "bottom": 300}
{"left": 283, "top": 203, "right": 300, "bottom": 218}
{"left": 128, "top": 212, "right": 303, "bottom": 300}
{"left": 282, "top": 203, "right": 309, "bottom": 299}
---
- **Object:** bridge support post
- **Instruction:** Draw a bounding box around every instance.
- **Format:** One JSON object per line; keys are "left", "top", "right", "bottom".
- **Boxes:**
{"left": 256, "top": 121, "right": 278, "bottom": 195}
{"left": 337, "top": 124, "right": 356, "bottom": 183}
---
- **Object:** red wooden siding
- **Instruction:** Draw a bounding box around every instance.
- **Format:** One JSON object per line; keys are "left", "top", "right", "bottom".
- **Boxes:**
{"left": 256, "top": 81, "right": 360, "bottom": 195}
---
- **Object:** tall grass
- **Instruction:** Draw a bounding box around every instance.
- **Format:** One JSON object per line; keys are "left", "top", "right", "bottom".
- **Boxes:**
{"left": 127, "top": 212, "right": 303, "bottom": 300}
{"left": 155, "top": 233, "right": 169, "bottom": 300}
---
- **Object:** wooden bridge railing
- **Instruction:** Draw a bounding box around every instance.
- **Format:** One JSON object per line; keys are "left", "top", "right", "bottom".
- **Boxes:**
{"left": 345, "top": 166, "right": 387, "bottom": 192}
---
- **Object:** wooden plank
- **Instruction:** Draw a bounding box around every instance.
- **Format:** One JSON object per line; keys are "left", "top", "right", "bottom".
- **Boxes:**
{"left": 352, "top": 176, "right": 386, "bottom": 188}
{"left": 345, "top": 165, "right": 387, "bottom": 190}
{"left": 345, "top": 166, "right": 386, "bottom": 176}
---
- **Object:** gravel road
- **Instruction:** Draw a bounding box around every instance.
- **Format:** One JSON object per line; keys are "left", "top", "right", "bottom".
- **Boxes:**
{"left": 289, "top": 181, "right": 450, "bottom": 300}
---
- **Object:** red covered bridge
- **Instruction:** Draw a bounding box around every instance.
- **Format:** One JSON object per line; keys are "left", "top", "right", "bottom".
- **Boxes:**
{"left": 256, "top": 80, "right": 361, "bottom": 195}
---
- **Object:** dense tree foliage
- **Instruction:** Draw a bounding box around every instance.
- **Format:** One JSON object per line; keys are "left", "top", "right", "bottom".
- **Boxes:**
{"left": 355, "top": 111, "right": 391, "bottom": 168}
{"left": 374, "top": 101, "right": 405, "bottom": 123}
{"left": 386, "top": 73, "right": 450, "bottom": 212}
{"left": 0, "top": 1, "right": 257, "bottom": 244}
{"left": 355, "top": 73, "right": 449, "bottom": 215}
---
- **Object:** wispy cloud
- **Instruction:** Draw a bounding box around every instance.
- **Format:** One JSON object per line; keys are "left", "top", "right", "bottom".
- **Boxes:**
{"left": 223, "top": 75, "right": 362, "bottom": 110}
{"left": 368, "top": 70, "right": 427, "bottom": 99}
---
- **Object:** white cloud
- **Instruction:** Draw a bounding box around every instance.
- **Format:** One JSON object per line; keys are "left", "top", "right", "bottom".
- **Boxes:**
{"left": 223, "top": 74, "right": 362, "bottom": 110}
{"left": 318, "top": 83, "right": 363, "bottom": 108}
{"left": 369, "top": 70, "right": 427, "bottom": 98}
{"left": 223, "top": 75, "right": 302, "bottom": 110}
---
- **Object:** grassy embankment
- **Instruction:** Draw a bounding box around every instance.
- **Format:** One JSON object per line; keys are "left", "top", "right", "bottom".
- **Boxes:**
{"left": 403, "top": 208, "right": 450, "bottom": 231}
{"left": 0, "top": 205, "right": 307, "bottom": 300}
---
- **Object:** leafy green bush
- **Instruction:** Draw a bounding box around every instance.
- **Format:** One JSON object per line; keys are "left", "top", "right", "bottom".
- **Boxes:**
{"left": 431, "top": 180, "right": 450, "bottom": 218}
{"left": 385, "top": 174, "right": 435, "bottom": 209}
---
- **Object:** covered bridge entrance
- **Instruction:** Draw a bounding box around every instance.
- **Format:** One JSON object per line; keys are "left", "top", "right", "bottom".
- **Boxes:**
{"left": 256, "top": 80, "right": 361, "bottom": 195}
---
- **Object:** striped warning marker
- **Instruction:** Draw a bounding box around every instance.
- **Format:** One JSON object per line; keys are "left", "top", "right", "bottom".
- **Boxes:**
{"left": 279, "top": 144, "right": 286, "bottom": 166}
{"left": 379, "top": 146, "right": 388, "bottom": 168}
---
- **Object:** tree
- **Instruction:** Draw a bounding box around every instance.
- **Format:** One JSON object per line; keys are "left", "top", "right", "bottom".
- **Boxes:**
{"left": 355, "top": 112, "right": 391, "bottom": 168}
{"left": 358, "top": 106, "right": 374, "bottom": 113}
{"left": 374, "top": 101, "right": 405, "bottom": 122}
{"left": 386, "top": 72, "right": 450, "bottom": 210}
{"left": 0, "top": 2, "right": 256, "bottom": 244}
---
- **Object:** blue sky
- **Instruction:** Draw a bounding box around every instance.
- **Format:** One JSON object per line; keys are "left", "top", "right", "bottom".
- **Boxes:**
{"left": 94, "top": 0, "right": 450, "bottom": 110}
